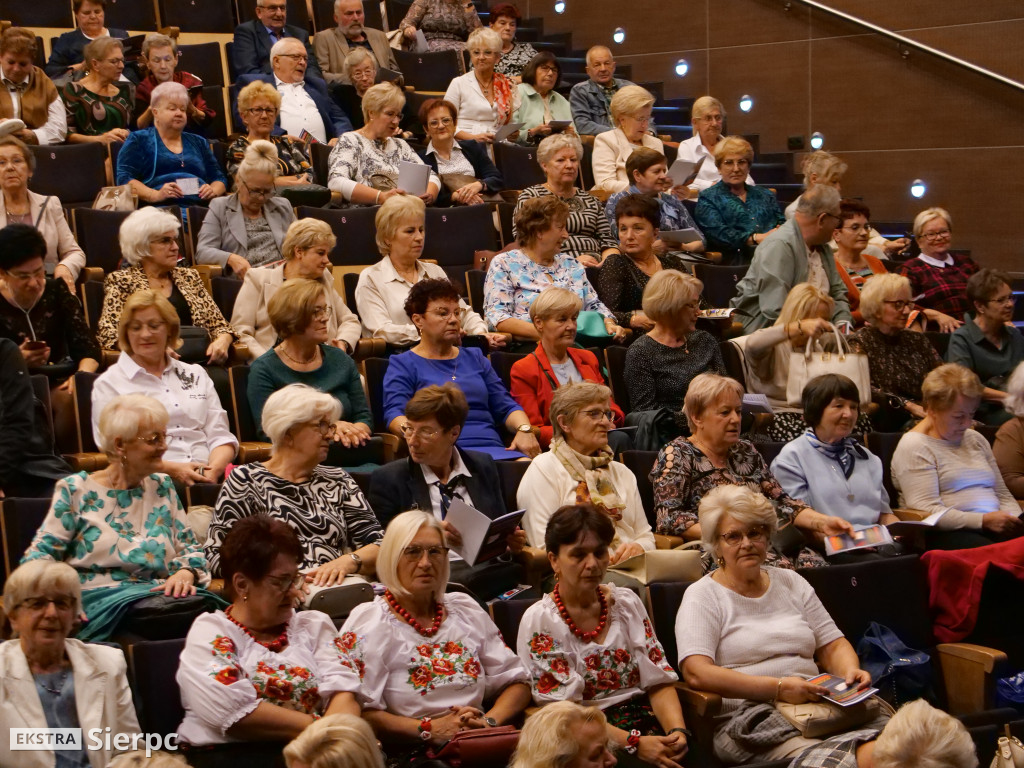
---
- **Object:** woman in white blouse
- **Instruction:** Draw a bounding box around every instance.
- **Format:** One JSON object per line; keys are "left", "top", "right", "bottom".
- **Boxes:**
{"left": 336, "top": 510, "right": 531, "bottom": 759}
{"left": 591, "top": 86, "right": 663, "bottom": 194}
{"left": 327, "top": 83, "right": 440, "bottom": 206}
{"left": 517, "top": 504, "right": 688, "bottom": 767}
{"left": 443, "top": 27, "right": 519, "bottom": 143}
{"left": 177, "top": 515, "right": 361, "bottom": 746}
{"left": 91, "top": 290, "right": 238, "bottom": 488}
{"left": 354, "top": 195, "right": 503, "bottom": 348}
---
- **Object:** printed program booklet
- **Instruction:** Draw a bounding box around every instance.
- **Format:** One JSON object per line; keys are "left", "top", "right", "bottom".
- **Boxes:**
{"left": 824, "top": 524, "right": 893, "bottom": 556}
{"left": 444, "top": 498, "right": 525, "bottom": 566}
{"left": 806, "top": 673, "right": 878, "bottom": 706}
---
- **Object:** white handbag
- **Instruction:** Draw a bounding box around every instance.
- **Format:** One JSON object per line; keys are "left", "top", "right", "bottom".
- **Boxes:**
{"left": 786, "top": 324, "right": 871, "bottom": 407}
{"left": 991, "top": 725, "right": 1024, "bottom": 768}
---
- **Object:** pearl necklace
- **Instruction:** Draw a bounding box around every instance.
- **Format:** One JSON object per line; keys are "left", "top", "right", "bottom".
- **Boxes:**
{"left": 225, "top": 605, "right": 289, "bottom": 652}
{"left": 384, "top": 589, "right": 444, "bottom": 636}
{"left": 552, "top": 583, "right": 608, "bottom": 643}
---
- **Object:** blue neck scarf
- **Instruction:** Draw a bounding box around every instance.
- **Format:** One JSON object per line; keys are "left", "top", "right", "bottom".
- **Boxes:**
{"left": 804, "top": 427, "right": 866, "bottom": 479}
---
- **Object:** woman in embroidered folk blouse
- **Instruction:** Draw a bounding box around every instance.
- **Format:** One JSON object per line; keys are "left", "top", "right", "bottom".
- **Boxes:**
{"left": 22, "top": 393, "right": 219, "bottom": 642}
{"left": 652, "top": 374, "right": 854, "bottom": 572}
{"left": 485, "top": 195, "right": 625, "bottom": 341}
{"left": 517, "top": 504, "right": 687, "bottom": 767}
{"left": 327, "top": 82, "right": 440, "bottom": 206}
{"left": 177, "top": 515, "right": 361, "bottom": 746}
{"left": 336, "top": 510, "right": 531, "bottom": 761}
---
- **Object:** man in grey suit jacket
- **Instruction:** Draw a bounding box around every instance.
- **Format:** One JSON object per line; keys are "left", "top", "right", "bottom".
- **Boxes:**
{"left": 313, "top": 0, "right": 400, "bottom": 84}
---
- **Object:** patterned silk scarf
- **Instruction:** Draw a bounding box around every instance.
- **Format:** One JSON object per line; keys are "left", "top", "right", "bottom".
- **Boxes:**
{"left": 804, "top": 427, "right": 866, "bottom": 479}
{"left": 551, "top": 437, "right": 626, "bottom": 518}
{"left": 492, "top": 73, "right": 515, "bottom": 128}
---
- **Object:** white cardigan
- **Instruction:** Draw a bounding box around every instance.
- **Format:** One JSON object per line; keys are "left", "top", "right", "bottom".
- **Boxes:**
{"left": 591, "top": 129, "right": 664, "bottom": 193}
{"left": 517, "top": 450, "right": 655, "bottom": 551}
{"left": 0, "top": 639, "right": 140, "bottom": 768}
{"left": 443, "top": 71, "right": 519, "bottom": 138}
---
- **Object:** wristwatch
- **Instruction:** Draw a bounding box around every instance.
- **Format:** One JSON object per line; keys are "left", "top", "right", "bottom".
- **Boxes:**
{"left": 484, "top": 716, "right": 498, "bottom": 727}
{"left": 516, "top": 424, "right": 534, "bottom": 435}
{"left": 348, "top": 552, "right": 362, "bottom": 574}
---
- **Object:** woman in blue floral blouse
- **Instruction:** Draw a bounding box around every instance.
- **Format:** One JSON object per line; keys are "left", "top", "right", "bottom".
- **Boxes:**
{"left": 22, "top": 393, "right": 222, "bottom": 641}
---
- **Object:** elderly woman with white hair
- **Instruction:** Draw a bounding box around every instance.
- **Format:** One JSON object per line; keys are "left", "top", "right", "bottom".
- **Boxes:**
{"left": 92, "top": 291, "right": 238, "bottom": 489}
{"left": 897, "top": 207, "right": 978, "bottom": 323}
{"left": 994, "top": 362, "right": 1024, "bottom": 498}
{"left": 676, "top": 484, "right": 882, "bottom": 765}
{"left": 328, "top": 82, "right": 440, "bottom": 206}
{"left": 653, "top": 373, "right": 855, "bottom": 571}
{"left": 518, "top": 381, "right": 654, "bottom": 558}
{"left": 694, "top": 135, "right": 784, "bottom": 264}
{"left": 96, "top": 207, "right": 237, "bottom": 363}
{"left": 0, "top": 560, "right": 141, "bottom": 768}
{"left": 115, "top": 81, "right": 227, "bottom": 206}
{"left": 195, "top": 140, "right": 296, "bottom": 279}
{"left": 892, "top": 363, "right": 1024, "bottom": 550}
{"left": 331, "top": 48, "right": 379, "bottom": 129}
{"left": 510, "top": 701, "right": 616, "bottom": 768}
{"left": 674, "top": 95, "right": 751, "bottom": 196}
{"left": 335, "top": 509, "right": 531, "bottom": 761}
{"left": 232, "top": 218, "right": 361, "bottom": 358}
{"left": 591, "top": 85, "right": 663, "bottom": 194}
{"left": 207, "top": 383, "right": 383, "bottom": 588}
{"left": 443, "top": 28, "right": 518, "bottom": 143}
{"left": 849, "top": 273, "right": 943, "bottom": 432}
{"left": 177, "top": 515, "right": 361, "bottom": 746}
{"left": 355, "top": 195, "right": 499, "bottom": 348}
{"left": 513, "top": 133, "right": 620, "bottom": 267}
{"left": 226, "top": 80, "right": 314, "bottom": 187}
{"left": 22, "top": 393, "right": 220, "bottom": 642}
{"left": 284, "top": 714, "right": 385, "bottom": 768}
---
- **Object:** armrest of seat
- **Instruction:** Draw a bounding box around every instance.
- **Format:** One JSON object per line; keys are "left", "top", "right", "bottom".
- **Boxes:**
{"left": 675, "top": 682, "right": 722, "bottom": 719}
{"left": 936, "top": 642, "right": 1009, "bottom": 715}
{"left": 193, "top": 264, "right": 222, "bottom": 295}
{"left": 514, "top": 545, "right": 552, "bottom": 589}
{"left": 229, "top": 342, "right": 251, "bottom": 363}
{"left": 101, "top": 349, "right": 121, "bottom": 368}
{"left": 237, "top": 441, "right": 272, "bottom": 463}
{"left": 376, "top": 432, "right": 401, "bottom": 462}
{"left": 354, "top": 338, "right": 386, "bottom": 361}
{"left": 207, "top": 578, "right": 226, "bottom": 597}
{"left": 655, "top": 534, "right": 685, "bottom": 549}
{"left": 81, "top": 267, "right": 105, "bottom": 283}
{"left": 893, "top": 508, "right": 929, "bottom": 521}
{"left": 63, "top": 452, "right": 110, "bottom": 472}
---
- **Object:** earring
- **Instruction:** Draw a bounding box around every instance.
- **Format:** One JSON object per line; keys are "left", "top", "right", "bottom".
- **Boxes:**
{"left": 243, "top": 593, "right": 248, "bottom": 602}
{"left": 120, "top": 453, "right": 128, "bottom": 468}
{"left": 716, "top": 557, "right": 725, "bottom": 568}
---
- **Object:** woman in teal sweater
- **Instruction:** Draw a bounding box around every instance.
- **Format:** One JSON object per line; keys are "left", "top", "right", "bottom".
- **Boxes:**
{"left": 247, "top": 278, "right": 372, "bottom": 445}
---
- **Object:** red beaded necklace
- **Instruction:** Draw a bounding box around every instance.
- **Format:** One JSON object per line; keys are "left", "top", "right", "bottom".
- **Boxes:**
{"left": 552, "top": 583, "right": 608, "bottom": 642}
{"left": 384, "top": 589, "right": 444, "bottom": 637}
{"left": 225, "top": 605, "right": 289, "bottom": 652}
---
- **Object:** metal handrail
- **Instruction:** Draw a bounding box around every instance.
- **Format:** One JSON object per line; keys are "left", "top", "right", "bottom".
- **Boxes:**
{"left": 785, "top": 0, "right": 1024, "bottom": 95}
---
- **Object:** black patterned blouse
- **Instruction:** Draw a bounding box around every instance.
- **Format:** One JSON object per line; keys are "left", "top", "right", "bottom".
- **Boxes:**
{"left": 597, "top": 253, "right": 696, "bottom": 328}
{"left": 848, "top": 325, "right": 942, "bottom": 402}
{"left": 651, "top": 438, "right": 826, "bottom": 570}
{"left": 494, "top": 42, "right": 539, "bottom": 79}
{"left": 225, "top": 134, "right": 313, "bottom": 180}
{"left": 205, "top": 462, "right": 384, "bottom": 575}
{"left": 514, "top": 185, "right": 618, "bottom": 259}
{"left": 60, "top": 80, "right": 134, "bottom": 137}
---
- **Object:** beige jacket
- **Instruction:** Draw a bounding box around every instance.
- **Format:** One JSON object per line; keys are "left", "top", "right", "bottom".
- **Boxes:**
{"left": 0, "top": 190, "right": 86, "bottom": 280}
{"left": 312, "top": 27, "right": 400, "bottom": 85}
{"left": 231, "top": 263, "right": 362, "bottom": 357}
{"left": 591, "top": 129, "right": 664, "bottom": 193}
{"left": 0, "top": 639, "right": 140, "bottom": 768}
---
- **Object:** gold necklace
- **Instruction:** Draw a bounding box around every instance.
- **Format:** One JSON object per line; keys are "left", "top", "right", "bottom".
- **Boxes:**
{"left": 278, "top": 343, "right": 319, "bottom": 365}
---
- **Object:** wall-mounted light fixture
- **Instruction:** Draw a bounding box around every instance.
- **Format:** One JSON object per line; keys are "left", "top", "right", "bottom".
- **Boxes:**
{"left": 612, "top": 27, "right": 626, "bottom": 44}
{"left": 674, "top": 59, "right": 689, "bottom": 77}
{"left": 810, "top": 132, "right": 824, "bottom": 150}
{"left": 739, "top": 95, "right": 753, "bottom": 112}
{"left": 910, "top": 179, "right": 927, "bottom": 198}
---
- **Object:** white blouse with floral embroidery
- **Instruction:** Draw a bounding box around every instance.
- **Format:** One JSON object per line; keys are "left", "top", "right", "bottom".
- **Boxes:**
{"left": 175, "top": 610, "right": 361, "bottom": 745}
{"left": 516, "top": 587, "right": 678, "bottom": 709}
{"left": 336, "top": 593, "right": 530, "bottom": 718}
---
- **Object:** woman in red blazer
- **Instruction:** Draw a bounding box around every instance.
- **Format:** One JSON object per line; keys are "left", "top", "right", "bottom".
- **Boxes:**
{"left": 510, "top": 287, "right": 625, "bottom": 448}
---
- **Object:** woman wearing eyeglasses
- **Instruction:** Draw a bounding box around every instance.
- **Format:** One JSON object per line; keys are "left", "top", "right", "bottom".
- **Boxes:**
{"left": 248, "top": 278, "right": 372, "bottom": 451}
{"left": 417, "top": 98, "right": 504, "bottom": 208}
{"left": 226, "top": 81, "right": 315, "bottom": 188}
{"left": 591, "top": 85, "right": 662, "bottom": 194}
{"left": 336, "top": 509, "right": 531, "bottom": 762}
{"left": 178, "top": 515, "right": 362, "bottom": 747}
{"left": 22, "top": 392, "right": 222, "bottom": 642}
{"left": 196, "top": 140, "right": 296, "bottom": 281}
{"left": 207, "top": 384, "right": 382, "bottom": 594}
{"left": 830, "top": 199, "right": 889, "bottom": 326}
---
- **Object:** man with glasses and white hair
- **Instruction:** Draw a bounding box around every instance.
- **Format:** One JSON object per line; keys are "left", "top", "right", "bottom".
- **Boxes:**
{"left": 313, "top": 0, "right": 399, "bottom": 85}
{"left": 233, "top": 0, "right": 323, "bottom": 78}
{"left": 730, "top": 184, "right": 854, "bottom": 334}
{"left": 367, "top": 384, "right": 527, "bottom": 601}
{"left": 236, "top": 37, "right": 351, "bottom": 144}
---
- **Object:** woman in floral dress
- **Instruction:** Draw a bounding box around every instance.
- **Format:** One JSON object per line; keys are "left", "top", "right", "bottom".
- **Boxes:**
{"left": 22, "top": 393, "right": 220, "bottom": 641}
{"left": 399, "top": 0, "right": 482, "bottom": 52}
{"left": 336, "top": 510, "right": 531, "bottom": 766}
{"left": 517, "top": 504, "right": 689, "bottom": 768}
{"left": 176, "top": 516, "right": 361, "bottom": 746}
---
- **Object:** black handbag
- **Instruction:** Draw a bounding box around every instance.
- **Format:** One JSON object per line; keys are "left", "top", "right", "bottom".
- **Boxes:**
{"left": 118, "top": 594, "right": 214, "bottom": 640}
{"left": 177, "top": 326, "right": 211, "bottom": 364}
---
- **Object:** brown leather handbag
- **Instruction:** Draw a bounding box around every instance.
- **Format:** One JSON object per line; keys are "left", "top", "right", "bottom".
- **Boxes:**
{"left": 427, "top": 725, "right": 520, "bottom": 768}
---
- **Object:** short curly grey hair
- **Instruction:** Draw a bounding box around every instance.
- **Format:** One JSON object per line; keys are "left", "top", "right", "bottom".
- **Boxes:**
{"left": 118, "top": 207, "right": 181, "bottom": 267}
{"left": 96, "top": 393, "right": 170, "bottom": 456}
{"left": 537, "top": 132, "right": 583, "bottom": 167}
{"left": 261, "top": 383, "right": 342, "bottom": 450}
{"left": 3, "top": 560, "right": 82, "bottom": 619}
{"left": 698, "top": 484, "right": 777, "bottom": 561}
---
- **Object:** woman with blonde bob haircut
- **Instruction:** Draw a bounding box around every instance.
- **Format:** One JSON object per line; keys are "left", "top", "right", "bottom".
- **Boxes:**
{"left": 624, "top": 269, "right": 725, "bottom": 434}
{"left": 247, "top": 278, "right": 372, "bottom": 446}
{"left": 510, "top": 702, "right": 615, "bottom": 768}
{"left": 232, "top": 217, "right": 361, "bottom": 358}
{"left": 227, "top": 80, "right": 314, "bottom": 189}
{"left": 893, "top": 363, "right": 1023, "bottom": 550}
{"left": 336, "top": 509, "right": 531, "bottom": 760}
{"left": 284, "top": 714, "right": 385, "bottom": 768}
{"left": 592, "top": 84, "right": 663, "bottom": 193}
{"left": 355, "top": 194, "right": 498, "bottom": 347}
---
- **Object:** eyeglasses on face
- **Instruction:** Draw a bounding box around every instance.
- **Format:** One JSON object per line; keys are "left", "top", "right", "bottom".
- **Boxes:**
{"left": 150, "top": 235, "right": 178, "bottom": 247}
{"left": 579, "top": 408, "right": 614, "bottom": 422}
{"left": 988, "top": 295, "right": 1016, "bottom": 306}
{"left": 19, "top": 596, "right": 75, "bottom": 612}
{"left": 427, "top": 117, "right": 454, "bottom": 128}
{"left": 720, "top": 158, "right": 750, "bottom": 168}
{"left": 136, "top": 431, "right": 168, "bottom": 447}
{"left": 401, "top": 545, "right": 450, "bottom": 561}
{"left": 278, "top": 53, "right": 308, "bottom": 62}
{"left": 312, "top": 305, "right": 333, "bottom": 320}
{"left": 246, "top": 106, "right": 278, "bottom": 116}
{"left": 308, "top": 419, "right": 334, "bottom": 437}
{"left": 7, "top": 266, "right": 45, "bottom": 281}
{"left": 839, "top": 223, "right": 871, "bottom": 233}
{"left": 719, "top": 526, "right": 769, "bottom": 546}
{"left": 882, "top": 300, "right": 912, "bottom": 311}
{"left": 242, "top": 180, "right": 274, "bottom": 198}
{"left": 265, "top": 572, "right": 305, "bottom": 592}
{"left": 400, "top": 423, "right": 441, "bottom": 440}
{"left": 425, "top": 307, "right": 457, "bottom": 319}
{"left": 919, "top": 229, "right": 950, "bottom": 240}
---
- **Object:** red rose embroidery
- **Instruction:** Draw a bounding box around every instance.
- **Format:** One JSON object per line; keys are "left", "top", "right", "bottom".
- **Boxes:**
{"left": 463, "top": 658, "right": 481, "bottom": 679}
{"left": 432, "top": 658, "right": 456, "bottom": 676}
{"left": 214, "top": 667, "right": 239, "bottom": 685}
{"left": 613, "top": 649, "right": 631, "bottom": 665}
{"left": 355, "top": 658, "right": 366, "bottom": 677}
{"left": 584, "top": 654, "right": 601, "bottom": 671}
{"left": 530, "top": 634, "right": 554, "bottom": 654}
{"left": 596, "top": 669, "right": 620, "bottom": 690}
{"left": 443, "top": 641, "right": 462, "bottom": 655}
{"left": 264, "top": 676, "right": 294, "bottom": 701}
{"left": 211, "top": 635, "right": 235, "bottom": 655}
{"left": 536, "top": 672, "right": 558, "bottom": 694}
{"left": 289, "top": 666, "right": 312, "bottom": 680}
{"left": 550, "top": 658, "right": 570, "bottom": 676}
{"left": 627, "top": 669, "right": 640, "bottom": 688}
{"left": 417, "top": 644, "right": 435, "bottom": 658}
{"left": 583, "top": 682, "right": 597, "bottom": 700}
{"left": 643, "top": 619, "right": 654, "bottom": 639}
{"left": 648, "top": 646, "right": 664, "bottom": 663}
{"left": 336, "top": 632, "right": 357, "bottom": 651}
{"left": 257, "top": 661, "right": 275, "bottom": 675}
{"left": 300, "top": 687, "right": 321, "bottom": 713}
{"left": 411, "top": 665, "right": 434, "bottom": 688}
